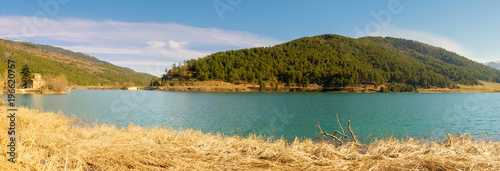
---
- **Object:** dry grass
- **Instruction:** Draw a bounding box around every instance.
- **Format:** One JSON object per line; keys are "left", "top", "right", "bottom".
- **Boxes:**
{"left": 1, "top": 107, "right": 500, "bottom": 170}
{"left": 455, "top": 81, "right": 500, "bottom": 92}
{"left": 419, "top": 81, "right": 500, "bottom": 93}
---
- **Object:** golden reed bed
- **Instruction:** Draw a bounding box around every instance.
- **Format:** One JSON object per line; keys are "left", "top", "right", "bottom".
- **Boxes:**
{"left": 1, "top": 107, "right": 500, "bottom": 170}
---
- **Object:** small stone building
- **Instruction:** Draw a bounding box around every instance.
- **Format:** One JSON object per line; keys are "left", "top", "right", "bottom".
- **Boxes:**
{"left": 27, "top": 73, "right": 45, "bottom": 90}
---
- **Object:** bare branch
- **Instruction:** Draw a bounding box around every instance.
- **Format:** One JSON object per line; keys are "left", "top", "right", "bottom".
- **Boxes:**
{"left": 320, "top": 132, "right": 344, "bottom": 145}
{"left": 316, "top": 118, "right": 358, "bottom": 146}
{"left": 317, "top": 122, "right": 343, "bottom": 144}
{"left": 336, "top": 113, "right": 345, "bottom": 134}
{"left": 348, "top": 120, "right": 358, "bottom": 143}
{"left": 333, "top": 131, "right": 348, "bottom": 139}
{"left": 316, "top": 122, "right": 327, "bottom": 139}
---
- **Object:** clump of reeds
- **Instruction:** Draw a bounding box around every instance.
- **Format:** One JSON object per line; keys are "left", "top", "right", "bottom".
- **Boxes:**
{"left": 1, "top": 107, "right": 499, "bottom": 170}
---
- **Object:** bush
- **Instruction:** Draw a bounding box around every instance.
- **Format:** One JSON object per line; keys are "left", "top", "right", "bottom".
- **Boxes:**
{"left": 121, "top": 81, "right": 135, "bottom": 89}
{"left": 49, "top": 75, "right": 68, "bottom": 92}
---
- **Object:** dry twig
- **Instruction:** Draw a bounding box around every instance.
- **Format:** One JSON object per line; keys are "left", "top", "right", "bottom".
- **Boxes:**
{"left": 348, "top": 120, "right": 358, "bottom": 143}
{"left": 316, "top": 121, "right": 327, "bottom": 140}
{"left": 336, "top": 113, "right": 345, "bottom": 134}
{"left": 334, "top": 131, "right": 348, "bottom": 139}
{"left": 317, "top": 122, "right": 344, "bottom": 144}
{"left": 317, "top": 115, "right": 357, "bottom": 145}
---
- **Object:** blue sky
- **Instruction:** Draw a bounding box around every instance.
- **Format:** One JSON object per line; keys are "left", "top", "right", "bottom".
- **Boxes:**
{"left": 1, "top": 0, "right": 499, "bottom": 76}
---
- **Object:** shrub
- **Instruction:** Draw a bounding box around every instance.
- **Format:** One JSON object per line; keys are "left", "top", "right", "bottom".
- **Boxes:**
{"left": 49, "top": 75, "right": 68, "bottom": 92}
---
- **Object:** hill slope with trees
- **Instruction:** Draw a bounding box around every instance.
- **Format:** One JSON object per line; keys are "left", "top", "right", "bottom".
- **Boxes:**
{"left": 0, "top": 38, "right": 156, "bottom": 86}
{"left": 163, "top": 34, "right": 500, "bottom": 92}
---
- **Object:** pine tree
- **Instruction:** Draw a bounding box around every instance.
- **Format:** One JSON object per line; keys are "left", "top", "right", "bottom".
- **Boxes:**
{"left": 20, "top": 64, "right": 32, "bottom": 88}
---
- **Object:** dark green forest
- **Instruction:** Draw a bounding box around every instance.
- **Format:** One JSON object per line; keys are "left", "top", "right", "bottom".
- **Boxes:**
{"left": 163, "top": 34, "right": 500, "bottom": 92}
{"left": 0, "top": 39, "right": 155, "bottom": 86}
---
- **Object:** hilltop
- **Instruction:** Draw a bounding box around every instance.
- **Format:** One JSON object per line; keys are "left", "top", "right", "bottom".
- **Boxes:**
{"left": 0, "top": 38, "right": 156, "bottom": 86}
{"left": 163, "top": 34, "right": 500, "bottom": 92}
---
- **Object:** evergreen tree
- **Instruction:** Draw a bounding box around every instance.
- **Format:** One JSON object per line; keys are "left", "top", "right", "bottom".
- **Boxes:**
{"left": 20, "top": 64, "right": 32, "bottom": 88}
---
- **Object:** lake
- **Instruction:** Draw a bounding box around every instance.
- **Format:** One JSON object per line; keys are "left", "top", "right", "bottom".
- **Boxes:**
{"left": 7, "top": 90, "right": 500, "bottom": 143}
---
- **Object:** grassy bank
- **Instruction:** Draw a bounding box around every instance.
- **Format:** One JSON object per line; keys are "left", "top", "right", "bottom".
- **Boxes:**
{"left": 418, "top": 81, "right": 500, "bottom": 93}
{"left": 1, "top": 107, "right": 500, "bottom": 170}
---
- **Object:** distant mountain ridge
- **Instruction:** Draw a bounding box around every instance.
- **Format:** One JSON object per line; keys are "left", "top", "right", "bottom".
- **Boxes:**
{"left": 0, "top": 38, "right": 156, "bottom": 86}
{"left": 35, "top": 44, "right": 106, "bottom": 63}
{"left": 164, "top": 34, "right": 500, "bottom": 92}
{"left": 485, "top": 61, "right": 500, "bottom": 70}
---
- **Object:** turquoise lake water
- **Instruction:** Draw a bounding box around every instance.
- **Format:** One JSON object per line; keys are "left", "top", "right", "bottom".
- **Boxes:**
{"left": 8, "top": 90, "right": 500, "bottom": 143}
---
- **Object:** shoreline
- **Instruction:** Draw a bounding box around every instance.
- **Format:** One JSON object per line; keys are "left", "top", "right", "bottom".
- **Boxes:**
{"left": 14, "top": 91, "right": 70, "bottom": 95}
{"left": 22, "top": 80, "right": 500, "bottom": 93}
{"left": 69, "top": 86, "right": 500, "bottom": 93}
{"left": 1, "top": 107, "right": 500, "bottom": 170}
{"left": 3, "top": 90, "right": 70, "bottom": 95}
{"left": 71, "top": 86, "right": 146, "bottom": 91}
{"left": 151, "top": 80, "right": 500, "bottom": 93}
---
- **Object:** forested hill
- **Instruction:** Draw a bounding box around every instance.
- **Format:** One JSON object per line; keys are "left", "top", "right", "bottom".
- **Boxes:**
{"left": 0, "top": 38, "right": 156, "bottom": 86}
{"left": 164, "top": 34, "right": 500, "bottom": 91}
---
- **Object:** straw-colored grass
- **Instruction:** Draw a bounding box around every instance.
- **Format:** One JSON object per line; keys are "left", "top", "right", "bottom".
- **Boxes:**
{"left": 419, "top": 81, "right": 500, "bottom": 93}
{"left": 1, "top": 107, "right": 500, "bottom": 170}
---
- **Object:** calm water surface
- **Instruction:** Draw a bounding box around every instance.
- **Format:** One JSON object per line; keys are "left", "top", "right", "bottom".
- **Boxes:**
{"left": 7, "top": 90, "right": 500, "bottom": 143}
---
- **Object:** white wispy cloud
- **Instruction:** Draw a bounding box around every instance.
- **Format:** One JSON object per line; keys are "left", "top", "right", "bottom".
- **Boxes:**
{"left": 0, "top": 16, "right": 281, "bottom": 47}
{"left": 355, "top": 25, "right": 477, "bottom": 61}
{"left": 0, "top": 16, "right": 282, "bottom": 75}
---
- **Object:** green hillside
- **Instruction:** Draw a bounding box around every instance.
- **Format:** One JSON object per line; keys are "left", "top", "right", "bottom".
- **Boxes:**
{"left": 164, "top": 34, "right": 500, "bottom": 92}
{"left": 0, "top": 39, "right": 156, "bottom": 86}
{"left": 35, "top": 44, "right": 105, "bottom": 63}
